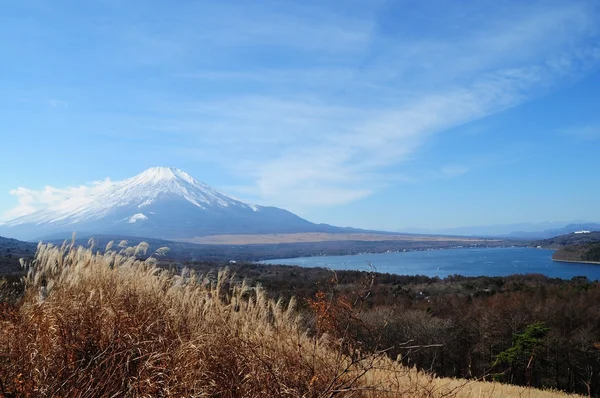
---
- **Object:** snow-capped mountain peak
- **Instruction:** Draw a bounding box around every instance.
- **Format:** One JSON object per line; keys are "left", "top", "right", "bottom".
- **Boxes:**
{"left": 1, "top": 167, "right": 318, "bottom": 240}
{"left": 132, "top": 167, "right": 197, "bottom": 185}
{"left": 110, "top": 166, "right": 248, "bottom": 210}
{"left": 4, "top": 167, "right": 257, "bottom": 226}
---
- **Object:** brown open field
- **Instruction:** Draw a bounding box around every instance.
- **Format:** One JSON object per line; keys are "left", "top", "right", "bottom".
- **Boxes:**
{"left": 179, "top": 232, "right": 496, "bottom": 245}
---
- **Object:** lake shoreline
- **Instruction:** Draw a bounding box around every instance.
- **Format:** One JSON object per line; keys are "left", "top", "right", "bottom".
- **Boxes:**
{"left": 261, "top": 247, "right": 600, "bottom": 281}
{"left": 260, "top": 245, "right": 548, "bottom": 262}
{"left": 552, "top": 258, "right": 600, "bottom": 265}
{"left": 257, "top": 244, "right": 531, "bottom": 262}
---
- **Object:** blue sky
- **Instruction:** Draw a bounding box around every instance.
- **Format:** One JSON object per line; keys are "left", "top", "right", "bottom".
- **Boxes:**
{"left": 1, "top": 0, "right": 600, "bottom": 231}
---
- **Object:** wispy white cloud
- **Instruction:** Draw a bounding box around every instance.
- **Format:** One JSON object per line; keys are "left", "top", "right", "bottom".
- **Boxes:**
{"left": 99, "top": 2, "right": 374, "bottom": 70}
{"left": 154, "top": 49, "right": 599, "bottom": 210}
{"left": 2, "top": 179, "right": 113, "bottom": 221}
{"left": 117, "top": 1, "right": 597, "bottom": 210}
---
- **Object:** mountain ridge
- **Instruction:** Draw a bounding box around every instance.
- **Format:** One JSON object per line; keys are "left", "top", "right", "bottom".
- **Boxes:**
{"left": 403, "top": 222, "right": 600, "bottom": 238}
{"left": 531, "top": 231, "right": 600, "bottom": 264}
{"left": 0, "top": 167, "right": 355, "bottom": 240}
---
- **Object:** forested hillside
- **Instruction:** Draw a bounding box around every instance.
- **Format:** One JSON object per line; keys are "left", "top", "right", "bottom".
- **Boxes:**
{"left": 552, "top": 242, "right": 600, "bottom": 263}
{"left": 532, "top": 232, "right": 600, "bottom": 264}
{"left": 0, "top": 236, "right": 36, "bottom": 274}
{"left": 534, "top": 231, "right": 600, "bottom": 248}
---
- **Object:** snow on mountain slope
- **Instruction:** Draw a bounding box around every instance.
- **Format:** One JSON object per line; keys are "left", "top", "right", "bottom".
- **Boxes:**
{"left": 7, "top": 167, "right": 257, "bottom": 225}
{"left": 1, "top": 167, "right": 325, "bottom": 240}
{"left": 126, "top": 213, "right": 148, "bottom": 223}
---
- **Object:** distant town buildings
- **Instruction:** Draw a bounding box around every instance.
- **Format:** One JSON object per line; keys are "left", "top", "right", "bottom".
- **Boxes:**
{"left": 574, "top": 230, "right": 591, "bottom": 234}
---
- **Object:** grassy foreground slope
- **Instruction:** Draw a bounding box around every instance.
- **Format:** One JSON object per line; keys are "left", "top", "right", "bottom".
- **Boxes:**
{"left": 0, "top": 243, "right": 578, "bottom": 397}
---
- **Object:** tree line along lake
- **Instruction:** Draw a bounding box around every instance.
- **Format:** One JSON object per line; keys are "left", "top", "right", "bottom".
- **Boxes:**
{"left": 260, "top": 247, "right": 600, "bottom": 280}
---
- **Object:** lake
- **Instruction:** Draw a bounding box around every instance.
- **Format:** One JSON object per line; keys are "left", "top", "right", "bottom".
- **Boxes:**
{"left": 260, "top": 247, "right": 600, "bottom": 280}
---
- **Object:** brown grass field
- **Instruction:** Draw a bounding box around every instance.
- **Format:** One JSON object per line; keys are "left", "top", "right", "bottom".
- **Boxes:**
{"left": 0, "top": 241, "right": 578, "bottom": 397}
{"left": 180, "top": 232, "right": 495, "bottom": 245}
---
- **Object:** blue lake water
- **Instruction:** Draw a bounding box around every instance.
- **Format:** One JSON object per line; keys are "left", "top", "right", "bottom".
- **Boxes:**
{"left": 260, "top": 247, "right": 600, "bottom": 280}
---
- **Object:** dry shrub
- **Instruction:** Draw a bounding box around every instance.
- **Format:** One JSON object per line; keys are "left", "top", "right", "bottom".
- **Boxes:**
{"left": 0, "top": 242, "right": 580, "bottom": 397}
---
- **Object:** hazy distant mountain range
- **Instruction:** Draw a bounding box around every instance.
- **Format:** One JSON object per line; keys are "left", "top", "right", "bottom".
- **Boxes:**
{"left": 403, "top": 222, "right": 600, "bottom": 239}
{"left": 0, "top": 167, "right": 358, "bottom": 241}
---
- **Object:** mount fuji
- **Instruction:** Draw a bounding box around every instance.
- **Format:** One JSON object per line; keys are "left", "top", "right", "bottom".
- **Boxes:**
{"left": 0, "top": 167, "right": 346, "bottom": 241}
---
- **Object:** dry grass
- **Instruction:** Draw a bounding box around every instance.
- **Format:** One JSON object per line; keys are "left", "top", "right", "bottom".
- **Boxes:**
{"left": 0, "top": 241, "right": 579, "bottom": 397}
{"left": 427, "top": 377, "right": 579, "bottom": 398}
